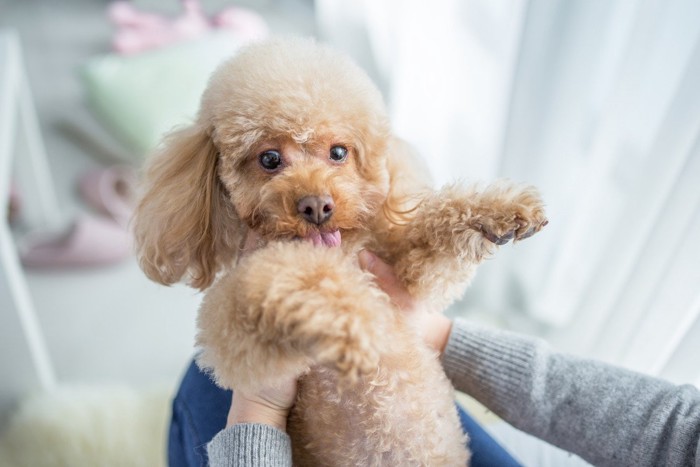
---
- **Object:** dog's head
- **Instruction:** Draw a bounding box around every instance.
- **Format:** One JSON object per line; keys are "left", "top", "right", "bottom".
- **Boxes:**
{"left": 134, "top": 38, "right": 392, "bottom": 289}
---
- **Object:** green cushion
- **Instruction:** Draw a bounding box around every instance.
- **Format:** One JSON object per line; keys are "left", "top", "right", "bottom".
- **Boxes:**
{"left": 81, "top": 32, "right": 246, "bottom": 158}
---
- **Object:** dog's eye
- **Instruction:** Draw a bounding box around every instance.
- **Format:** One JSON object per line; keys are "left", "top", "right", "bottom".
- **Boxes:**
{"left": 329, "top": 146, "right": 348, "bottom": 162}
{"left": 259, "top": 150, "right": 282, "bottom": 171}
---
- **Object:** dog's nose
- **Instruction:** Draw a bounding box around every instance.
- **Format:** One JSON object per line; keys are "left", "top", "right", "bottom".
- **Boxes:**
{"left": 297, "top": 195, "right": 334, "bottom": 225}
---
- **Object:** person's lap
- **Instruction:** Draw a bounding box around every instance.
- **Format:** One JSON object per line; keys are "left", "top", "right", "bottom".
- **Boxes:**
{"left": 168, "top": 359, "right": 522, "bottom": 467}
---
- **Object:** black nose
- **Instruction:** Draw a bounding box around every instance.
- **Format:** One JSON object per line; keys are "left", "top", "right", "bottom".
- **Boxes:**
{"left": 297, "top": 195, "right": 334, "bottom": 225}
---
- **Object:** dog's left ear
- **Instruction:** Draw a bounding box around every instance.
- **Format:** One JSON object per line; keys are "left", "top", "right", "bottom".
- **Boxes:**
{"left": 133, "top": 124, "right": 241, "bottom": 290}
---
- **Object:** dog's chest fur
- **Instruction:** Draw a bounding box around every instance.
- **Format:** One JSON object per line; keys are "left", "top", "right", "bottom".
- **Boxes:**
{"left": 286, "top": 321, "right": 469, "bottom": 466}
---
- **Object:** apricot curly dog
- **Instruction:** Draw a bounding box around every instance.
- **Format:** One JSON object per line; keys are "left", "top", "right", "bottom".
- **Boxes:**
{"left": 134, "top": 37, "right": 547, "bottom": 466}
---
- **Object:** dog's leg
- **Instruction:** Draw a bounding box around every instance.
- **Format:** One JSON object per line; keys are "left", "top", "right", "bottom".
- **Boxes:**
{"left": 393, "top": 180, "right": 547, "bottom": 309}
{"left": 196, "top": 241, "right": 390, "bottom": 393}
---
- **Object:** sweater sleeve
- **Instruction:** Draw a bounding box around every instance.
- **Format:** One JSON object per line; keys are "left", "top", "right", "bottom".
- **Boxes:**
{"left": 207, "top": 423, "right": 292, "bottom": 467}
{"left": 442, "top": 318, "right": 700, "bottom": 467}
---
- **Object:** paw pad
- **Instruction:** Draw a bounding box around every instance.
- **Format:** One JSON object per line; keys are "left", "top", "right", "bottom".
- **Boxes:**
{"left": 480, "top": 227, "right": 515, "bottom": 245}
{"left": 481, "top": 216, "right": 548, "bottom": 245}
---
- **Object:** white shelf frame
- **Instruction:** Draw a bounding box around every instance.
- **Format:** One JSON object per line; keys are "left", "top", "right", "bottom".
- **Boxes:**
{"left": 0, "top": 30, "right": 59, "bottom": 422}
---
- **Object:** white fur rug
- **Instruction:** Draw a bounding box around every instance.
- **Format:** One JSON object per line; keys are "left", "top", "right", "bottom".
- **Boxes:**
{"left": 0, "top": 385, "right": 171, "bottom": 467}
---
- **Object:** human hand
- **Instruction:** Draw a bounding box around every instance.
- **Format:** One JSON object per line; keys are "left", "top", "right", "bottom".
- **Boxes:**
{"left": 227, "top": 375, "right": 299, "bottom": 431}
{"left": 227, "top": 229, "right": 302, "bottom": 431}
{"left": 358, "top": 250, "right": 453, "bottom": 354}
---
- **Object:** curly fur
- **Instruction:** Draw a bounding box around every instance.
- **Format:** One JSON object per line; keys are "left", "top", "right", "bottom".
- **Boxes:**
{"left": 134, "top": 37, "right": 547, "bottom": 466}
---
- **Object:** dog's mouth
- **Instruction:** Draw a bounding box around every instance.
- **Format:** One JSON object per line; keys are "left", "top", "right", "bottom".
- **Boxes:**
{"left": 298, "top": 229, "right": 341, "bottom": 248}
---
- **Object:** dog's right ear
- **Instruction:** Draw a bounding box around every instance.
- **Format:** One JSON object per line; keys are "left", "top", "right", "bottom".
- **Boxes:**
{"left": 133, "top": 125, "right": 241, "bottom": 290}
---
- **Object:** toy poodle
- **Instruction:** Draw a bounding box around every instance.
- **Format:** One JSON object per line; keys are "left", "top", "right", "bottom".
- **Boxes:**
{"left": 134, "top": 37, "right": 547, "bottom": 465}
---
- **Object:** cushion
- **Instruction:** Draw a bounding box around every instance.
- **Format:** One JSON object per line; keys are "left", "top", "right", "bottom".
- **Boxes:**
{"left": 81, "top": 31, "right": 249, "bottom": 158}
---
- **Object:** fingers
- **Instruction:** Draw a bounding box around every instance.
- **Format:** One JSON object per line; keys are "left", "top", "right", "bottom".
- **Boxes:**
{"left": 359, "top": 249, "right": 399, "bottom": 293}
{"left": 359, "top": 250, "right": 391, "bottom": 282}
{"left": 359, "top": 249, "right": 414, "bottom": 311}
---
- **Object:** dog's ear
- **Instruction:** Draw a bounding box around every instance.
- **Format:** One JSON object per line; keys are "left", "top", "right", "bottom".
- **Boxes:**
{"left": 379, "top": 137, "right": 434, "bottom": 225}
{"left": 133, "top": 125, "right": 241, "bottom": 290}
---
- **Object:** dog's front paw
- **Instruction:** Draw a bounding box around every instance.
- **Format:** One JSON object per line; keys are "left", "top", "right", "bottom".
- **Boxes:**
{"left": 474, "top": 182, "right": 548, "bottom": 245}
{"left": 312, "top": 306, "right": 384, "bottom": 382}
{"left": 245, "top": 241, "right": 388, "bottom": 382}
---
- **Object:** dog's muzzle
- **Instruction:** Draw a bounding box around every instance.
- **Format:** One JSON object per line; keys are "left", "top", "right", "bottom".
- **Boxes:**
{"left": 297, "top": 195, "right": 334, "bottom": 225}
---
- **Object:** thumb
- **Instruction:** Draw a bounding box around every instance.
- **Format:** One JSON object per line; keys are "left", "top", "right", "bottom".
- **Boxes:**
{"left": 359, "top": 250, "right": 413, "bottom": 309}
{"left": 359, "top": 249, "right": 393, "bottom": 281}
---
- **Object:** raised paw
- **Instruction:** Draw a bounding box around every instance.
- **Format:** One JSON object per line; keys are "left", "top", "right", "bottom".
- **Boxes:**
{"left": 312, "top": 309, "right": 384, "bottom": 382}
{"left": 243, "top": 242, "right": 389, "bottom": 382}
{"left": 474, "top": 182, "right": 548, "bottom": 245}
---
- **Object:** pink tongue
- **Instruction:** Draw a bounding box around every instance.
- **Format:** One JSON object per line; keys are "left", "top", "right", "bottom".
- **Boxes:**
{"left": 306, "top": 230, "right": 341, "bottom": 247}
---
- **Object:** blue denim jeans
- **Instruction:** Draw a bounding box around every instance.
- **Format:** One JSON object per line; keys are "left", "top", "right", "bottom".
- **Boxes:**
{"left": 168, "top": 359, "right": 521, "bottom": 466}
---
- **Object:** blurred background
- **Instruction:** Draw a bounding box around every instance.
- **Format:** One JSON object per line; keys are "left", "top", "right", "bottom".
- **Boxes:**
{"left": 1, "top": 0, "right": 699, "bottom": 465}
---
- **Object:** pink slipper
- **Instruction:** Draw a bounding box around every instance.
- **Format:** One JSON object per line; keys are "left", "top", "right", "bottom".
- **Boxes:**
{"left": 110, "top": 0, "right": 210, "bottom": 55}
{"left": 78, "top": 166, "right": 137, "bottom": 228}
{"left": 108, "top": 1, "right": 169, "bottom": 30}
{"left": 108, "top": 0, "right": 268, "bottom": 55}
{"left": 20, "top": 216, "right": 131, "bottom": 269}
{"left": 212, "top": 7, "right": 268, "bottom": 40}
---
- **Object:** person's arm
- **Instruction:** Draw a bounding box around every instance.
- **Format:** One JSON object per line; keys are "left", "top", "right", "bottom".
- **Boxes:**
{"left": 442, "top": 319, "right": 700, "bottom": 467}
{"left": 208, "top": 424, "right": 291, "bottom": 467}
{"left": 207, "top": 375, "right": 297, "bottom": 466}
{"left": 358, "top": 250, "right": 700, "bottom": 466}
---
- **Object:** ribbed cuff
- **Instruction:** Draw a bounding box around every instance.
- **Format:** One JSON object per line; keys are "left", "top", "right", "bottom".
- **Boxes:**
{"left": 441, "top": 318, "right": 542, "bottom": 421}
{"left": 207, "top": 423, "right": 292, "bottom": 467}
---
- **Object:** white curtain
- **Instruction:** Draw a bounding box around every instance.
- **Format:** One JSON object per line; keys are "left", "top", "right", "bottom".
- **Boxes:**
{"left": 316, "top": 0, "right": 700, "bottom": 386}
{"left": 317, "top": 0, "right": 525, "bottom": 184}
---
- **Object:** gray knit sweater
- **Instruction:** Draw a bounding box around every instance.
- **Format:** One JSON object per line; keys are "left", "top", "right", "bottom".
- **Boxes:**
{"left": 207, "top": 319, "right": 700, "bottom": 466}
